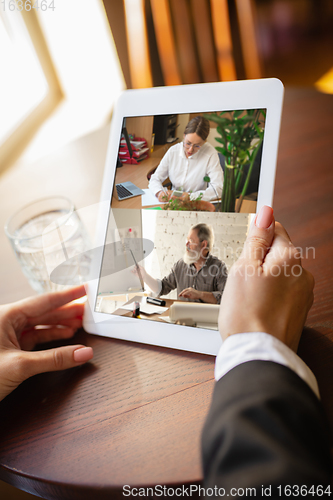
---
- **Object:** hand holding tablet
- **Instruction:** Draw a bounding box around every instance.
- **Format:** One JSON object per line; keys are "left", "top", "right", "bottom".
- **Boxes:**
{"left": 84, "top": 78, "right": 284, "bottom": 355}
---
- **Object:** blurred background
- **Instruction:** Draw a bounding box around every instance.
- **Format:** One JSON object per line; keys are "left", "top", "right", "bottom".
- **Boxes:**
{"left": 106, "top": 0, "right": 333, "bottom": 88}
{"left": 0, "top": 0, "right": 332, "bottom": 174}
{"left": 0, "top": 0, "right": 332, "bottom": 497}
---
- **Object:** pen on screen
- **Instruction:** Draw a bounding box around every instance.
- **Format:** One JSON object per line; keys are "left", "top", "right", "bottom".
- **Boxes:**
{"left": 157, "top": 187, "right": 167, "bottom": 201}
{"left": 129, "top": 249, "right": 145, "bottom": 291}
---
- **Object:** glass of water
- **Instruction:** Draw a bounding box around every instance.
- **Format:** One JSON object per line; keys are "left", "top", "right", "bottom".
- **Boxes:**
{"left": 5, "top": 196, "right": 92, "bottom": 293}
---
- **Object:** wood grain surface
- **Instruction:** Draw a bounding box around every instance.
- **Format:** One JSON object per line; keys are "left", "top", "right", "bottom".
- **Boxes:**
{"left": 272, "top": 88, "right": 333, "bottom": 442}
{"left": 0, "top": 332, "right": 215, "bottom": 498}
{"left": 0, "top": 88, "right": 332, "bottom": 499}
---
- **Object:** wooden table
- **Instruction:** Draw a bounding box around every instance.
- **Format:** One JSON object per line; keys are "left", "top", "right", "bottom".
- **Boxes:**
{"left": 0, "top": 88, "right": 332, "bottom": 498}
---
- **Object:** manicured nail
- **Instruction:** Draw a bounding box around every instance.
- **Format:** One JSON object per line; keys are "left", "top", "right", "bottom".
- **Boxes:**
{"left": 255, "top": 205, "right": 274, "bottom": 229}
{"left": 74, "top": 347, "right": 93, "bottom": 363}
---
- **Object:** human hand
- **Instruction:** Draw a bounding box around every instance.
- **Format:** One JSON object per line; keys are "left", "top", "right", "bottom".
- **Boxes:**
{"left": 179, "top": 287, "right": 201, "bottom": 300}
{"left": 219, "top": 206, "right": 314, "bottom": 352}
{"left": 131, "top": 264, "right": 147, "bottom": 281}
{"left": 157, "top": 190, "right": 171, "bottom": 202}
{"left": 0, "top": 285, "right": 93, "bottom": 401}
{"left": 177, "top": 192, "right": 190, "bottom": 201}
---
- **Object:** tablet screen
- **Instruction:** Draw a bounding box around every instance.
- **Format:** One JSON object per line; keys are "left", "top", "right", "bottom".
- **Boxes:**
{"left": 96, "top": 108, "right": 266, "bottom": 328}
{"left": 111, "top": 108, "right": 266, "bottom": 213}
{"left": 83, "top": 79, "right": 284, "bottom": 355}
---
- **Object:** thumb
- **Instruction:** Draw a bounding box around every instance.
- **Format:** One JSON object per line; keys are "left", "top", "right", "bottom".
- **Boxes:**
{"left": 242, "top": 205, "right": 275, "bottom": 264}
{"left": 22, "top": 345, "right": 94, "bottom": 379}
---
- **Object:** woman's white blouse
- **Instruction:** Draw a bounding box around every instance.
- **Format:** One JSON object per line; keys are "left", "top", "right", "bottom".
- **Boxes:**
{"left": 148, "top": 142, "right": 223, "bottom": 201}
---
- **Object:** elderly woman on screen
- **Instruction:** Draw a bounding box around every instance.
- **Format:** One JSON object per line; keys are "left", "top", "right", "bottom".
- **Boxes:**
{"left": 149, "top": 116, "right": 223, "bottom": 202}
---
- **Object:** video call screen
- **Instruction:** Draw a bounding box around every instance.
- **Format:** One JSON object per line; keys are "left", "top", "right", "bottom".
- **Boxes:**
{"left": 96, "top": 109, "right": 266, "bottom": 329}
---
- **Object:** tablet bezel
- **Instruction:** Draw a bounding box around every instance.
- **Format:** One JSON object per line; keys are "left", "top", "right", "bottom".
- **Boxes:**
{"left": 83, "top": 78, "right": 284, "bottom": 356}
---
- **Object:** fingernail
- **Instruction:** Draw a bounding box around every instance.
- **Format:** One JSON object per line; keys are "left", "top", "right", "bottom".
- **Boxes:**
{"left": 255, "top": 205, "right": 274, "bottom": 229}
{"left": 74, "top": 347, "right": 93, "bottom": 363}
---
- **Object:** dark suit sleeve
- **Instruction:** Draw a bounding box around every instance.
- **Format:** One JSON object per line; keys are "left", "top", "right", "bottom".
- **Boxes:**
{"left": 202, "top": 360, "right": 332, "bottom": 496}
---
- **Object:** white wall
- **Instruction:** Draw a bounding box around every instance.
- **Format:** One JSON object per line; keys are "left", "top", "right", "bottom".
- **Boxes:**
{"left": 206, "top": 127, "right": 220, "bottom": 148}
{"left": 176, "top": 113, "right": 190, "bottom": 139}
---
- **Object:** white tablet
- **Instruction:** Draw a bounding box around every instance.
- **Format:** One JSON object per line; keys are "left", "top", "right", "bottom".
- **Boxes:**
{"left": 83, "top": 78, "right": 284, "bottom": 355}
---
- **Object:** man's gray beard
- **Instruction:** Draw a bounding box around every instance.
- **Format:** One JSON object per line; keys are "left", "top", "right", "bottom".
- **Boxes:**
{"left": 183, "top": 250, "right": 198, "bottom": 265}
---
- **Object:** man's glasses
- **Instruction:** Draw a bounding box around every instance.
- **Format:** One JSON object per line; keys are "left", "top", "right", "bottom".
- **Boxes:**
{"left": 186, "top": 238, "right": 199, "bottom": 245}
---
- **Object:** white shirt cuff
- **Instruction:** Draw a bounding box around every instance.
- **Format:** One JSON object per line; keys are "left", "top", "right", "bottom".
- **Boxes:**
{"left": 215, "top": 332, "right": 320, "bottom": 399}
{"left": 152, "top": 279, "right": 162, "bottom": 297}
